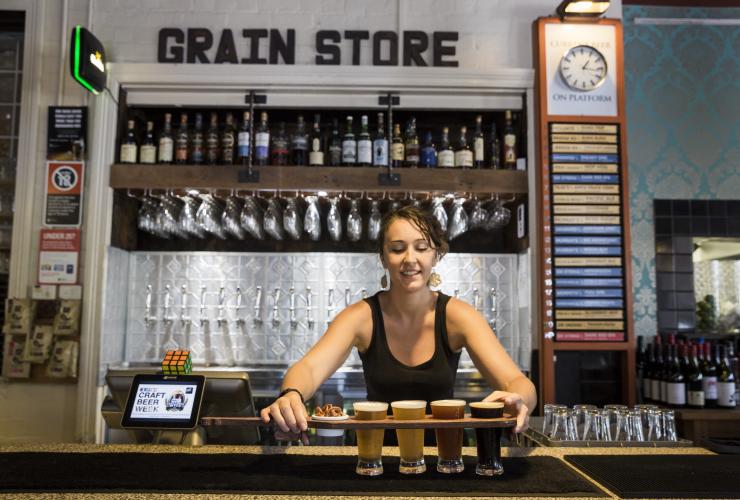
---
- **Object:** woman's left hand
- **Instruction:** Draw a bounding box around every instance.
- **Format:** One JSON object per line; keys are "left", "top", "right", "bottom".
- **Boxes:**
{"left": 484, "top": 391, "right": 529, "bottom": 433}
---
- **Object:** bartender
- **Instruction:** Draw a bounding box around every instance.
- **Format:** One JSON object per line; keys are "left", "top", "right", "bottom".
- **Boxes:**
{"left": 261, "top": 205, "right": 536, "bottom": 443}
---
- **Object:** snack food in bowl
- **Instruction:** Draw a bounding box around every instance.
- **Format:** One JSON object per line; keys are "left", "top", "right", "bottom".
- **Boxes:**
{"left": 312, "top": 404, "right": 349, "bottom": 437}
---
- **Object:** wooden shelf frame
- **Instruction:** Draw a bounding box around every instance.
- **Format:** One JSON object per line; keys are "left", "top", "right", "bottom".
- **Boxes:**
{"left": 109, "top": 164, "right": 528, "bottom": 195}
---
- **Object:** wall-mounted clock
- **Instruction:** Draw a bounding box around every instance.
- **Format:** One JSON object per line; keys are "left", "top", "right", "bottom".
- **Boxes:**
{"left": 559, "top": 45, "right": 607, "bottom": 91}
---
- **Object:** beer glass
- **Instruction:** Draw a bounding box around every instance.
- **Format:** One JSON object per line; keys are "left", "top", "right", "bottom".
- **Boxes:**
{"left": 431, "top": 399, "right": 466, "bottom": 473}
{"left": 469, "top": 401, "right": 504, "bottom": 477}
{"left": 391, "top": 400, "right": 427, "bottom": 474}
{"left": 353, "top": 401, "right": 388, "bottom": 476}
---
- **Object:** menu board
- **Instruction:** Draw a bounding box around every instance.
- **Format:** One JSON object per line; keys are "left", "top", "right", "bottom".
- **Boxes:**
{"left": 543, "top": 122, "right": 626, "bottom": 342}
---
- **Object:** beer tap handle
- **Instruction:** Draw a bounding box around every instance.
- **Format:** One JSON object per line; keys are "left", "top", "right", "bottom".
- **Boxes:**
{"left": 327, "top": 288, "right": 335, "bottom": 323}
{"left": 289, "top": 287, "right": 297, "bottom": 327}
{"left": 217, "top": 286, "right": 226, "bottom": 326}
{"left": 306, "top": 286, "right": 314, "bottom": 329}
{"left": 472, "top": 288, "right": 480, "bottom": 312}
{"left": 361, "top": 288, "right": 368, "bottom": 299}
{"left": 272, "top": 288, "right": 281, "bottom": 327}
{"left": 180, "top": 284, "right": 190, "bottom": 325}
{"left": 163, "top": 284, "right": 172, "bottom": 324}
{"left": 344, "top": 287, "right": 351, "bottom": 307}
{"left": 145, "top": 285, "right": 153, "bottom": 326}
{"left": 235, "top": 286, "right": 244, "bottom": 325}
{"left": 253, "top": 286, "right": 263, "bottom": 326}
{"left": 453, "top": 288, "right": 460, "bottom": 299}
{"left": 199, "top": 286, "right": 208, "bottom": 326}
{"left": 489, "top": 287, "right": 497, "bottom": 331}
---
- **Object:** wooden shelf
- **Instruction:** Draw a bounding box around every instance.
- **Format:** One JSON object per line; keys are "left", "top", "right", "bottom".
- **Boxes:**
{"left": 200, "top": 415, "right": 516, "bottom": 430}
{"left": 552, "top": 342, "right": 630, "bottom": 351}
{"left": 110, "top": 164, "right": 528, "bottom": 195}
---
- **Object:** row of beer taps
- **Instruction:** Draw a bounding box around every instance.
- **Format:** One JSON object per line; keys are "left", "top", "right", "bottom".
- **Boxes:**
{"left": 143, "top": 284, "right": 499, "bottom": 331}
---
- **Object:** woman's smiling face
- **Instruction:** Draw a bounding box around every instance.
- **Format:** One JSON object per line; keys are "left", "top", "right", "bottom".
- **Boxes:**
{"left": 382, "top": 218, "right": 437, "bottom": 292}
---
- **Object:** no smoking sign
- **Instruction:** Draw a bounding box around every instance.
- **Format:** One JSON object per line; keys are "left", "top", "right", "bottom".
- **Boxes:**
{"left": 44, "top": 161, "right": 84, "bottom": 226}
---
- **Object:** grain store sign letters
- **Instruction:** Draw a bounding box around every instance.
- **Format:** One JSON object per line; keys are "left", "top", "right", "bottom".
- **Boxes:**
{"left": 157, "top": 28, "right": 459, "bottom": 67}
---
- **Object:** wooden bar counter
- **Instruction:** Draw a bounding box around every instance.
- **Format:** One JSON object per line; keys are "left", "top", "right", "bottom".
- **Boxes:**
{"left": 0, "top": 443, "right": 716, "bottom": 500}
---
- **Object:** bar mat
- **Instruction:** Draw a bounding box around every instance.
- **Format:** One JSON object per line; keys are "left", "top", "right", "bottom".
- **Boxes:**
{"left": 0, "top": 453, "right": 606, "bottom": 496}
{"left": 565, "top": 454, "right": 740, "bottom": 499}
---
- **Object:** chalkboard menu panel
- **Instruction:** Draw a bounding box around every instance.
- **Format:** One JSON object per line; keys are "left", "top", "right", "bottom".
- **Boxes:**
{"left": 546, "top": 122, "right": 627, "bottom": 342}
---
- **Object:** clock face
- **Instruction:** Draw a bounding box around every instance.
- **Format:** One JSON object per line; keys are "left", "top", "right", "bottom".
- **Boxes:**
{"left": 559, "top": 45, "right": 608, "bottom": 92}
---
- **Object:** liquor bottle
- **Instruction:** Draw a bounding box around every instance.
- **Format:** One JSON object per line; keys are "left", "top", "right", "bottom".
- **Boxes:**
{"left": 686, "top": 344, "right": 705, "bottom": 409}
{"left": 308, "top": 114, "right": 324, "bottom": 166}
{"left": 651, "top": 337, "right": 663, "bottom": 404}
{"left": 254, "top": 112, "right": 269, "bottom": 166}
{"left": 372, "top": 112, "right": 388, "bottom": 167}
{"left": 357, "top": 115, "right": 372, "bottom": 166}
{"left": 291, "top": 114, "right": 308, "bottom": 166}
{"left": 191, "top": 112, "right": 204, "bottom": 164}
{"left": 729, "top": 343, "right": 740, "bottom": 408}
{"left": 420, "top": 131, "right": 437, "bottom": 168}
{"left": 438, "top": 127, "right": 454, "bottom": 168}
{"left": 327, "top": 118, "right": 342, "bottom": 166}
{"left": 341, "top": 115, "right": 356, "bottom": 166}
{"left": 206, "top": 112, "right": 220, "bottom": 165}
{"left": 404, "top": 118, "right": 419, "bottom": 168}
{"left": 140, "top": 121, "right": 156, "bottom": 164}
{"left": 120, "top": 120, "right": 137, "bottom": 163}
{"left": 158, "top": 113, "right": 174, "bottom": 164}
{"left": 503, "top": 110, "right": 517, "bottom": 170}
{"left": 717, "top": 344, "right": 737, "bottom": 408}
{"left": 237, "top": 111, "right": 251, "bottom": 165}
{"left": 702, "top": 342, "right": 718, "bottom": 408}
{"left": 666, "top": 344, "right": 686, "bottom": 408}
{"left": 221, "top": 112, "right": 236, "bottom": 165}
{"left": 271, "top": 121, "right": 289, "bottom": 166}
{"left": 391, "top": 123, "right": 404, "bottom": 168}
{"left": 489, "top": 121, "right": 501, "bottom": 169}
{"left": 473, "top": 114, "right": 485, "bottom": 168}
{"left": 454, "top": 126, "right": 473, "bottom": 168}
{"left": 175, "top": 113, "right": 189, "bottom": 164}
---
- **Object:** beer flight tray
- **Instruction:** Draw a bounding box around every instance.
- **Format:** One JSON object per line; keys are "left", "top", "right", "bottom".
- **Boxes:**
{"left": 200, "top": 415, "right": 516, "bottom": 430}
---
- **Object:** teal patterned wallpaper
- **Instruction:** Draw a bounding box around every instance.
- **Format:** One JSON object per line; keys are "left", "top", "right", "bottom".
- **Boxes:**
{"left": 624, "top": 6, "right": 740, "bottom": 338}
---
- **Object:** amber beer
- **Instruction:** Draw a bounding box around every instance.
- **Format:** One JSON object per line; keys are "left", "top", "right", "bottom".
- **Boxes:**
{"left": 470, "top": 401, "right": 505, "bottom": 476}
{"left": 431, "top": 399, "right": 466, "bottom": 473}
{"left": 353, "top": 401, "right": 388, "bottom": 476}
{"left": 391, "top": 400, "right": 427, "bottom": 474}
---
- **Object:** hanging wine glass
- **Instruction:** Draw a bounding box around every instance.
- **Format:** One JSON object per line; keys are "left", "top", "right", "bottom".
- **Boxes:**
{"left": 448, "top": 197, "right": 469, "bottom": 240}
{"left": 178, "top": 194, "right": 205, "bottom": 239}
{"left": 347, "top": 198, "right": 363, "bottom": 242}
{"left": 196, "top": 193, "right": 226, "bottom": 239}
{"left": 470, "top": 198, "right": 488, "bottom": 229}
{"left": 304, "top": 195, "right": 321, "bottom": 241}
{"left": 367, "top": 198, "right": 382, "bottom": 241}
{"left": 283, "top": 196, "right": 303, "bottom": 241}
{"left": 222, "top": 193, "right": 245, "bottom": 239}
{"left": 240, "top": 195, "right": 265, "bottom": 240}
{"left": 431, "top": 196, "right": 448, "bottom": 233}
{"left": 264, "top": 196, "right": 285, "bottom": 240}
{"left": 327, "top": 196, "right": 342, "bottom": 242}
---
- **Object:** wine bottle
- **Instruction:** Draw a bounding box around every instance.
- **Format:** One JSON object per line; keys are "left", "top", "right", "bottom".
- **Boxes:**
{"left": 702, "top": 342, "right": 718, "bottom": 408}
{"left": 120, "top": 120, "right": 137, "bottom": 164}
{"left": 717, "top": 344, "right": 737, "bottom": 409}
{"left": 308, "top": 114, "right": 324, "bottom": 166}
{"left": 686, "top": 344, "right": 705, "bottom": 409}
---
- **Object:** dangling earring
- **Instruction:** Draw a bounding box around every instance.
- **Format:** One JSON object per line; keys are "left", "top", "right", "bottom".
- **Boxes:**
{"left": 380, "top": 269, "right": 389, "bottom": 289}
{"left": 428, "top": 268, "right": 442, "bottom": 288}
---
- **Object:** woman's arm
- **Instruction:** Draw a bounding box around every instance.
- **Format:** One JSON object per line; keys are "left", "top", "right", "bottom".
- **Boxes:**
{"left": 259, "top": 300, "right": 369, "bottom": 435}
{"left": 447, "top": 298, "right": 537, "bottom": 432}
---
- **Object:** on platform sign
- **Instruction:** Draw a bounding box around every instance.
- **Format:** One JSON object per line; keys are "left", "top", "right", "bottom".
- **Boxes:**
{"left": 44, "top": 161, "right": 84, "bottom": 226}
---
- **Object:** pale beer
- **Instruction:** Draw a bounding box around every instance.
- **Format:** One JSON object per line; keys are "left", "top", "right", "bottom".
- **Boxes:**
{"left": 391, "top": 400, "right": 427, "bottom": 474}
{"left": 353, "top": 401, "right": 388, "bottom": 476}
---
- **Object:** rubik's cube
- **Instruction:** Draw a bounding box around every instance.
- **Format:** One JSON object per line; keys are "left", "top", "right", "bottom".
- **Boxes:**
{"left": 161, "top": 349, "right": 192, "bottom": 375}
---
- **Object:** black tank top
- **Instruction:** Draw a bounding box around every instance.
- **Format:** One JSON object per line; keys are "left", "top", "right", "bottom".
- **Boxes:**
{"left": 359, "top": 291, "right": 462, "bottom": 406}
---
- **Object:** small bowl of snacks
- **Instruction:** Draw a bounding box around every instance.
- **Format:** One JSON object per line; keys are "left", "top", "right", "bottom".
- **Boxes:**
{"left": 312, "top": 404, "right": 349, "bottom": 437}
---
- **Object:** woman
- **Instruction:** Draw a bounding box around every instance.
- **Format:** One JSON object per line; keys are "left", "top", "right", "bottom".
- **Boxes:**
{"left": 260, "top": 205, "right": 536, "bottom": 443}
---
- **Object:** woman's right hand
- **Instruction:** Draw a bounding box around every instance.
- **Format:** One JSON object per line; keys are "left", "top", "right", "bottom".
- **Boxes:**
{"left": 260, "top": 391, "right": 310, "bottom": 445}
